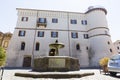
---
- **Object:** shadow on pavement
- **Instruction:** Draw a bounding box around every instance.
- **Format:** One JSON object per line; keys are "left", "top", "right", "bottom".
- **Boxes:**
{"left": 110, "top": 74, "right": 120, "bottom": 78}
{"left": 103, "top": 73, "right": 120, "bottom": 79}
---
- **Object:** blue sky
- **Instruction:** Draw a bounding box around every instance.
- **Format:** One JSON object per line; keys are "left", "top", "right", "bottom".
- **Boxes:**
{"left": 0, "top": 0, "right": 120, "bottom": 42}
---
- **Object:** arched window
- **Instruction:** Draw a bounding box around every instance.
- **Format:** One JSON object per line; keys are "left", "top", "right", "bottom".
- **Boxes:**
{"left": 21, "top": 42, "right": 25, "bottom": 50}
{"left": 36, "top": 42, "right": 40, "bottom": 51}
{"left": 3, "top": 41, "right": 8, "bottom": 48}
{"left": 76, "top": 44, "right": 80, "bottom": 50}
{"left": 86, "top": 46, "right": 89, "bottom": 50}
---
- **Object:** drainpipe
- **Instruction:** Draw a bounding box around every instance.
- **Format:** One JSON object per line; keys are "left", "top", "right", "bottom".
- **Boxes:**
{"left": 67, "top": 12, "right": 71, "bottom": 56}
{"left": 31, "top": 11, "right": 38, "bottom": 68}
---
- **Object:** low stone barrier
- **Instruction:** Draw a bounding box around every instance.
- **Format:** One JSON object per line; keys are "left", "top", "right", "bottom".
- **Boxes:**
{"left": 15, "top": 72, "right": 94, "bottom": 78}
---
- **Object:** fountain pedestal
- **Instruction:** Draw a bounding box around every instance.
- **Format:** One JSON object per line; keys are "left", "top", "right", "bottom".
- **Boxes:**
{"left": 32, "top": 56, "right": 80, "bottom": 72}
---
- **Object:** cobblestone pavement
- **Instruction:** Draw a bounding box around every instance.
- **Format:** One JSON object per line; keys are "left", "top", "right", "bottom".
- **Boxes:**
{"left": 1, "top": 69, "right": 120, "bottom": 80}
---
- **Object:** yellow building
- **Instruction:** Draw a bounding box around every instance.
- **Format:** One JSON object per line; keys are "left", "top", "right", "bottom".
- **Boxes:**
{"left": 0, "top": 31, "right": 12, "bottom": 50}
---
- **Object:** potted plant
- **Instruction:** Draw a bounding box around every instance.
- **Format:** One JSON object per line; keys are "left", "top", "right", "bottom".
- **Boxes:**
{"left": 99, "top": 57, "right": 109, "bottom": 73}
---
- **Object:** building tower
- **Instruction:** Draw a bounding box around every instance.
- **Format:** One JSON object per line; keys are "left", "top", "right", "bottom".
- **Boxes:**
{"left": 86, "top": 6, "right": 116, "bottom": 67}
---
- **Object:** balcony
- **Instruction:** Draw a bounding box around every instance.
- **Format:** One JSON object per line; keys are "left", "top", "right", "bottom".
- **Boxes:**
{"left": 37, "top": 22, "right": 47, "bottom": 27}
{"left": 37, "top": 18, "right": 47, "bottom": 27}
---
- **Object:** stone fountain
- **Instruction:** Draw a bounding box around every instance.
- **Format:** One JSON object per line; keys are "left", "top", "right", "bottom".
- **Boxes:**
{"left": 49, "top": 40, "right": 64, "bottom": 56}
{"left": 32, "top": 40, "right": 80, "bottom": 72}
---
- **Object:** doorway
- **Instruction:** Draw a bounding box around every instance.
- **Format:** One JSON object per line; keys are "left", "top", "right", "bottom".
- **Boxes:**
{"left": 23, "top": 56, "right": 31, "bottom": 67}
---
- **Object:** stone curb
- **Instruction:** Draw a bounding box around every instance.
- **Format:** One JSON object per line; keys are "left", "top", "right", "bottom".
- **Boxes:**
{"left": 15, "top": 72, "right": 94, "bottom": 79}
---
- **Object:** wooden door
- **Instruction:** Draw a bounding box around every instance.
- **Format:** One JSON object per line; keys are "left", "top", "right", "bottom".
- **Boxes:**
{"left": 23, "top": 56, "right": 31, "bottom": 67}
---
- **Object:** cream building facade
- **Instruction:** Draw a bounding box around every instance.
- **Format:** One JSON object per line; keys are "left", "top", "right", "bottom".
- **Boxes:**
{"left": 7, "top": 6, "right": 116, "bottom": 68}
{"left": 114, "top": 40, "right": 120, "bottom": 54}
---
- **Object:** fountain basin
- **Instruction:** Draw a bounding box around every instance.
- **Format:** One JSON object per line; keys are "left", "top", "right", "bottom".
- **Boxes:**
{"left": 32, "top": 56, "right": 80, "bottom": 72}
{"left": 49, "top": 43, "right": 65, "bottom": 49}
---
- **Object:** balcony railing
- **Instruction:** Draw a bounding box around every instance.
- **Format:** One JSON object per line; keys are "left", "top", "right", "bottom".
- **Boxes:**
{"left": 37, "top": 22, "right": 47, "bottom": 27}
{"left": 37, "top": 18, "right": 47, "bottom": 27}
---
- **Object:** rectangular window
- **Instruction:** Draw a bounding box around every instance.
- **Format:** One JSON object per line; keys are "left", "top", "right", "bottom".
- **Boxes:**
{"left": 71, "top": 32, "right": 78, "bottom": 38}
{"left": 84, "top": 34, "right": 89, "bottom": 39}
{"left": 21, "top": 17, "right": 28, "bottom": 21}
{"left": 3, "top": 41, "right": 8, "bottom": 48}
{"left": 51, "top": 32, "right": 58, "bottom": 38}
{"left": 71, "top": 19, "right": 77, "bottom": 24}
{"left": 38, "top": 18, "right": 46, "bottom": 23}
{"left": 18, "top": 31, "right": 26, "bottom": 36}
{"left": 52, "top": 18, "right": 58, "bottom": 23}
{"left": 81, "top": 20, "right": 87, "bottom": 25}
{"left": 37, "top": 31, "right": 44, "bottom": 37}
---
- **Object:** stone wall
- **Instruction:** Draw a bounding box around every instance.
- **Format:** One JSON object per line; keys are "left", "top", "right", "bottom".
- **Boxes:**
{"left": 32, "top": 56, "right": 80, "bottom": 72}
